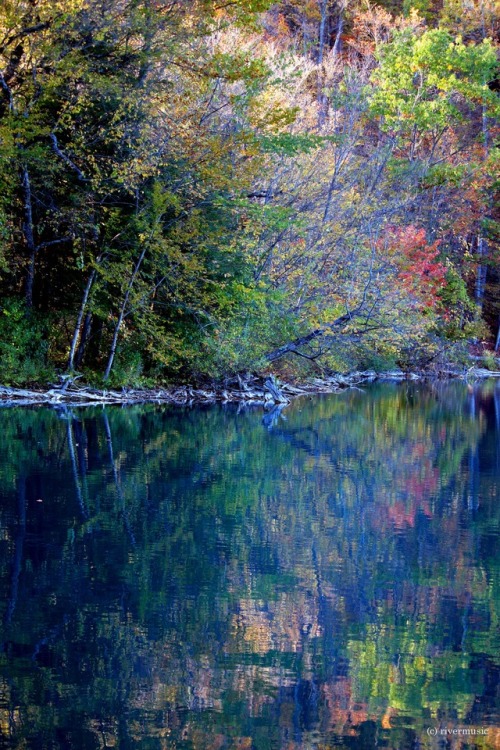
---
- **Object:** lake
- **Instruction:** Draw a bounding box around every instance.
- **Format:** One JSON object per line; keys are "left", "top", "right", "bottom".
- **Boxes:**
{"left": 0, "top": 381, "right": 499, "bottom": 749}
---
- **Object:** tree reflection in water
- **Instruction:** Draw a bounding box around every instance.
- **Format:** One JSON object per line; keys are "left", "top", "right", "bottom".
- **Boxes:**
{"left": 0, "top": 381, "right": 499, "bottom": 749}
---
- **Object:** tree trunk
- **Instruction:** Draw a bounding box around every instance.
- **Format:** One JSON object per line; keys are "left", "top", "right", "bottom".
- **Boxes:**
{"left": 316, "top": 0, "right": 329, "bottom": 128}
{"left": 317, "top": 0, "right": 328, "bottom": 66}
{"left": 475, "top": 235, "right": 487, "bottom": 312}
{"left": 103, "top": 244, "right": 148, "bottom": 380}
{"left": 20, "top": 165, "right": 36, "bottom": 308}
{"left": 75, "top": 311, "right": 93, "bottom": 369}
{"left": 332, "top": 9, "right": 343, "bottom": 59}
{"left": 265, "top": 310, "right": 356, "bottom": 362}
{"left": 67, "top": 262, "right": 100, "bottom": 371}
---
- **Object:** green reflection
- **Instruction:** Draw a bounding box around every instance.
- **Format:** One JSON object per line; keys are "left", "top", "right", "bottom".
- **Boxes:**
{"left": 0, "top": 381, "right": 499, "bottom": 749}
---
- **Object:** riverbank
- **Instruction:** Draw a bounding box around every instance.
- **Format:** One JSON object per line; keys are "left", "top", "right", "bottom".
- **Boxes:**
{"left": 1, "top": 366, "right": 500, "bottom": 408}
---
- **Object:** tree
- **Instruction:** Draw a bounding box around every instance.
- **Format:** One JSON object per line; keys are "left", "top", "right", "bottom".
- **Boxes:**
{"left": 0, "top": 0, "right": 499, "bottom": 383}
{"left": 1, "top": 0, "right": 290, "bottom": 381}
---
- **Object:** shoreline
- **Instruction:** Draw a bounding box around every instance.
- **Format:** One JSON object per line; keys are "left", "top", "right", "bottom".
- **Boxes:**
{"left": 1, "top": 366, "right": 500, "bottom": 408}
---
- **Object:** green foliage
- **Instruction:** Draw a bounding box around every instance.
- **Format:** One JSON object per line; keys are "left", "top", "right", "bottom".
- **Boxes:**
{"left": 0, "top": 299, "right": 54, "bottom": 384}
{"left": 481, "top": 349, "right": 499, "bottom": 370}
{"left": 370, "top": 28, "right": 499, "bottom": 134}
{"left": 402, "top": 0, "right": 433, "bottom": 19}
{"left": 421, "top": 163, "right": 467, "bottom": 188}
{"left": 436, "top": 266, "right": 477, "bottom": 340}
{"left": 258, "top": 132, "right": 324, "bottom": 155}
{"left": 105, "top": 346, "right": 145, "bottom": 387}
{"left": 193, "top": 289, "right": 299, "bottom": 378}
{"left": 354, "top": 347, "right": 400, "bottom": 373}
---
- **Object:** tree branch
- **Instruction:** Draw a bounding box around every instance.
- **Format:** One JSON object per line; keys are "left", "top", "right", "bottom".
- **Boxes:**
{"left": 50, "top": 133, "right": 86, "bottom": 181}
{"left": 265, "top": 308, "right": 363, "bottom": 363}
{"left": 0, "top": 22, "right": 52, "bottom": 55}
{"left": 36, "top": 236, "right": 72, "bottom": 251}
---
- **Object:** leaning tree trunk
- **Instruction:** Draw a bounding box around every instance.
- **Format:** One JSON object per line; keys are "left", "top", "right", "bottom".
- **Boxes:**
{"left": 67, "top": 256, "right": 103, "bottom": 371}
{"left": 332, "top": 6, "right": 344, "bottom": 59}
{"left": 103, "top": 244, "right": 148, "bottom": 381}
{"left": 265, "top": 310, "right": 358, "bottom": 363}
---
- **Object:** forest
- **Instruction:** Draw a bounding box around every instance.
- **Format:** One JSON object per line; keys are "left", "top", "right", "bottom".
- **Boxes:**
{"left": 0, "top": 0, "right": 499, "bottom": 386}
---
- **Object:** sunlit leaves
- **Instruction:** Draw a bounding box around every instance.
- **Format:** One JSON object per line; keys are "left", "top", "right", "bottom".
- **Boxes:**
{"left": 370, "top": 28, "right": 499, "bottom": 135}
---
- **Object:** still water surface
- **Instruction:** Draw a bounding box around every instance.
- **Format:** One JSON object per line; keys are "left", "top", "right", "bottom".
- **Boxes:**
{"left": 0, "top": 381, "right": 499, "bottom": 749}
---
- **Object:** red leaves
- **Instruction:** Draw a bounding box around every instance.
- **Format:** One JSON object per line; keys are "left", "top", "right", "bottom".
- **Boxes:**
{"left": 383, "top": 225, "right": 447, "bottom": 309}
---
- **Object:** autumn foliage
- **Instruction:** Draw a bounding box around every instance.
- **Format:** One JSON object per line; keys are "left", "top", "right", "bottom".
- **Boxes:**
{"left": 0, "top": 0, "right": 498, "bottom": 383}
{"left": 385, "top": 226, "right": 447, "bottom": 309}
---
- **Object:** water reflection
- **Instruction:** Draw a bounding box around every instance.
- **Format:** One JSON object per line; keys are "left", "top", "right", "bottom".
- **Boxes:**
{"left": 0, "top": 381, "right": 499, "bottom": 749}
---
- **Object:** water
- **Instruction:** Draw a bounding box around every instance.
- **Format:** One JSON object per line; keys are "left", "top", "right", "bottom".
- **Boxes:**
{"left": 0, "top": 381, "right": 499, "bottom": 749}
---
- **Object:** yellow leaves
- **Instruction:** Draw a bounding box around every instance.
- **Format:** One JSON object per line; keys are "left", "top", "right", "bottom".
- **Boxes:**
{"left": 248, "top": 104, "right": 299, "bottom": 132}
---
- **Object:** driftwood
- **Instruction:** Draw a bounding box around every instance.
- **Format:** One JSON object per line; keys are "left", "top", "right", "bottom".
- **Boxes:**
{"left": 466, "top": 367, "right": 500, "bottom": 379}
{"left": 264, "top": 375, "right": 290, "bottom": 404}
{"left": 1, "top": 366, "right": 497, "bottom": 409}
{"left": 0, "top": 371, "right": 379, "bottom": 408}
